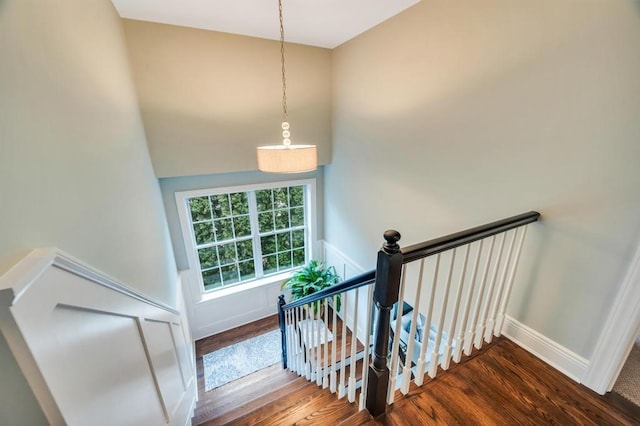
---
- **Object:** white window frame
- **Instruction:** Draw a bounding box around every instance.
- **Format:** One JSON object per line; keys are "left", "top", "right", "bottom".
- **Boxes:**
{"left": 175, "top": 179, "right": 317, "bottom": 300}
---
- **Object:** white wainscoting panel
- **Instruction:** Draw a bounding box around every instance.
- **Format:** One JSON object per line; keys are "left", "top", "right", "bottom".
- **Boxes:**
{"left": 322, "top": 241, "right": 372, "bottom": 341}
{"left": 182, "top": 270, "right": 283, "bottom": 340}
{"left": 0, "top": 248, "right": 196, "bottom": 426}
{"left": 322, "top": 240, "right": 368, "bottom": 282}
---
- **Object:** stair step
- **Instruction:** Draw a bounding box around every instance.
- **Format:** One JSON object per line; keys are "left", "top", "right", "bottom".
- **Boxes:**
{"left": 233, "top": 381, "right": 358, "bottom": 426}
{"left": 194, "top": 364, "right": 303, "bottom": 424}
{"left": 336, "top": 409, "right": 376, "bottom": 425}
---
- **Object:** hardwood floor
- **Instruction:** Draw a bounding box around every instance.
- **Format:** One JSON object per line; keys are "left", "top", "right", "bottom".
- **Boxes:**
{"left": 193, "top": 317, "right": 640, "bottom": 425}
{"left": 375, "top": 339, "right": 640, "bottom": 425}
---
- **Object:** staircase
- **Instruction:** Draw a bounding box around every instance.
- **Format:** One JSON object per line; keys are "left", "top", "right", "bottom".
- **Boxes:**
{"left": 278, "top": 211, "right": 542, "bottom": 416}
{"left": 193, "top": 316, "right": 365, "bottom": 424}
{"left": 196, "top": 212, "right": 544, "bottom": 423}
{"left": 191, "top": 211, "right": 640, "bottom": 425}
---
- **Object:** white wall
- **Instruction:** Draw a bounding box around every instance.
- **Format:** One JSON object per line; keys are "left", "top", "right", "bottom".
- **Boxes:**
{"left": 123, "top": 19, "right": 332, "bottom": 178}
{"left": 0, "top": 0, "right": 177, "bottom": 304}
{"left": 327, "top": 0, "right": 640, "bottom": 360}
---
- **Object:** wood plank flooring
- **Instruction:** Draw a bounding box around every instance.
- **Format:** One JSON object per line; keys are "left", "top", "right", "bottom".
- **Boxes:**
{"left": 193, "top": 316, "right": 640, "bottom": 425}
{"left": 376, "top": 339, "right": 640, "bottom": 425}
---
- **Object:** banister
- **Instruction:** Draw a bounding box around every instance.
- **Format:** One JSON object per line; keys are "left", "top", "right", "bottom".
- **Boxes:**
{"left": 278, "top": 210, "right": 541, "bottom": 417}
{"left": 401, "top": 211, "right": 540, "bottom": 264}
{"left": 281, "top": 269, "right": 375, "bottom": 311}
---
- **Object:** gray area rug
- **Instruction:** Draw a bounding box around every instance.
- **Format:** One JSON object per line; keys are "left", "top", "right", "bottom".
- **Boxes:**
{"left": 203, "top": 329, "right": 281, "bottom": 392}
{"left": 612, "top": 342, "right": 640, "bottom": 407}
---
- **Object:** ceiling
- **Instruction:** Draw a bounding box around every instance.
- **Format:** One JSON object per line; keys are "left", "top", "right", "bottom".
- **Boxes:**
{"left": 111, "top": 0, "right": 420, "bottom": 49}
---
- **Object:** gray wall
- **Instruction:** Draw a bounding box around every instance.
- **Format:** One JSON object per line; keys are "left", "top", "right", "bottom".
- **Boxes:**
{"left": 0, "top": 0, "right": 177, "bottom": 305}
{"left": 123, "top": 19, "right": 332, "bottom": 178}
{"left": 326, "top": 0, "right": 640, "bottom": 358}
{"left": 160, "top": 169, "right": 324, "bottom": 271}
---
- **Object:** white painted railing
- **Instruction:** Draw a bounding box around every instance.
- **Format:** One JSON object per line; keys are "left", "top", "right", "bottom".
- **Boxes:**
{"left": 387, "top": 225, "right": 531, "bottom": 403}
{"left": 279, "top": 211, "right": 540, "bottom": 417}
{"left": 279, "top": 272, "right": 375, "bottom": 411}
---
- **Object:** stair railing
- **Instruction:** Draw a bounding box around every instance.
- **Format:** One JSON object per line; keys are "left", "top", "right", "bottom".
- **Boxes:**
{"left": 278, "top": 270, "right": 376, "bottom": 409}
{"left": 368, "top": 211, "right": 540, "bottom": 416}
{"left": 278, "top": 211, "right": 540, "bottom": 417}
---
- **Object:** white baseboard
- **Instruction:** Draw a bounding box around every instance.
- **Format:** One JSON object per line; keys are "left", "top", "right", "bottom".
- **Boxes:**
{"left": 502, "top": 316, "right": 588, "bottom": 383}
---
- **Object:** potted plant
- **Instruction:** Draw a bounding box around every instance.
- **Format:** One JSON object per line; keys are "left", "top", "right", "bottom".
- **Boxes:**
{"left": 281, "top": 260, "right": 341, "bottom": 315}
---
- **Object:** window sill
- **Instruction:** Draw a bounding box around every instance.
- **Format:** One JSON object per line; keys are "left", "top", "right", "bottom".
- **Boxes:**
{"left": 197, "top": 271, "right": 293, "bottom": 303}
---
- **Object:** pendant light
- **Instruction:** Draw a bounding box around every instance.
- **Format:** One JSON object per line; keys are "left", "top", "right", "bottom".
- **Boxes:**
{"left": 256, "top": 0, "right": 317, "bottom": 173}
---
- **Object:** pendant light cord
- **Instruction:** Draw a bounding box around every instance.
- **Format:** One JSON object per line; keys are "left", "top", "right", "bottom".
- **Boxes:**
{"left": 279, "top": 0, "right": 288, "bottom": 123}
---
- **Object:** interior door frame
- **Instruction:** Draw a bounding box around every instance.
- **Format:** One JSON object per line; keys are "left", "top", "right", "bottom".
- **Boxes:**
{"left": 581, "top": 238, "right": 640, "bottom": 394}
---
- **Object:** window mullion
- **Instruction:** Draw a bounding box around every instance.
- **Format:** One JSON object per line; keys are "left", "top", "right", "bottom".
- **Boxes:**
{"left": 248, "top": 191, "right": 264, "bottom": 278}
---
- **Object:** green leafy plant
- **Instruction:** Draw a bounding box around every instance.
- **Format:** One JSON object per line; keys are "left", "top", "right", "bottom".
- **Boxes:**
{"left": 281, "top": 260, "right": 341, "bottom": 315}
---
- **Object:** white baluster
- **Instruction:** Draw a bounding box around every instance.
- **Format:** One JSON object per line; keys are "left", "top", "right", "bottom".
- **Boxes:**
{"left": 495, "top": 226, "right": 528, "bottom": 335}
{"left": 415, "top": 253, "right": 440, "bottom": 386}
{"left": 307, "top": 305, "right": 313, "bottom": 380}
{"left": 316, "top": 301, "right": 323, "bottom": 386}
{"left": 297, "top": 306, "right": 304, "bottom": 375}
{"left": 442, "top": 245, "right": 470, "bottom": 370}
{"left": 478, "top": 233, "right": 506, "bottom": 346}
{"left": 486, "top": 230, "right": 517, "bottom": 343}
{"left": 307, "top": 303, "right": 316, "bottom": 381}
{"left": 429, "top": 248, "right": 456, "bottom": 378}
{"left": 285, "top": 309, "right": 292, "bottom": 372}
{"left": 359, "top": 284, "right": 374, "bottom": 411}
{"left": 387, "top": 269, "right": 407, "bottom": 404}
{"left": 402, "top": 260, "right": 425, "bottom": 393}
{"left": 456, "top": 240, "right": 483, "bottom": 362}
{"left": 291, "top": 308, "right": 297, "bottom": 374}
{"left": 290, "top": 309, "right": 298, "bottom": 373}
{"left": 471, "top": 235, "right": 496, "bottom": 352}
{"left": 330, "top": 294, "right": 338, "bottom": 393}
{"left": 348, "top": 288, "right": 359, "bottom": 402}
{"left": 323, "top": 298, "right": 329, "bottom": 388}
{"left": 338, "top": 291, "right": 348, "bottom": 399}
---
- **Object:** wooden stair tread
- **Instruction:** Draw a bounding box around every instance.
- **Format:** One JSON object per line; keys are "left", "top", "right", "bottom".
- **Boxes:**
{"left": 195, "top": 371, "right": 310, "bottom": 424}
{"left": 194, "top": 363, "right": 297, "bottom": 418}
{"left": 225, "top": 380, "right": 358, "bottom": 425}
{"left": 336, "top": 408, "right": 375, "bottom": 425}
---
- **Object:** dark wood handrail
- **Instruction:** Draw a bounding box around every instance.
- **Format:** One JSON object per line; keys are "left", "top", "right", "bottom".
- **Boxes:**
{"left": 281, "top": 269, "right": 376, "bottom": 311}
{"left": 401, "top": 211, "right": 540, "bottom": 264}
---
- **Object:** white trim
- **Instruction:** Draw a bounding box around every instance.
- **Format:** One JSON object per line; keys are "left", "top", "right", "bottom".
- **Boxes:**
{"left": 581, "top": 240, "right": 640, "bottom": 394}
{"left": 199, "top": 270, "right": 293, "bottom": 302}
{"left": 174, "top": 178, "right": 317, "bottom": 302}
{"left": 502, "top": 316, "right": 588, "bottom": 383}
{"left": 173, "top": 178, "right": 316, "bottom": 200}
{"left": 0, "top": 247, "right": 177, "bottom": 314}
{"left": 0, "top": 248, "right": 195, "bottom": 425}
{"left": 321, "top": 240, "right": 372, "bottom": 341}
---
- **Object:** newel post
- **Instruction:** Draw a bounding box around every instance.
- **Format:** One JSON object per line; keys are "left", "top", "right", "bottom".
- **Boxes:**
{"left": 278, "top": 294, "right": 287, "bottom": 369}
{"left": 366, "top": 230, "right": 403, "bottom": 417}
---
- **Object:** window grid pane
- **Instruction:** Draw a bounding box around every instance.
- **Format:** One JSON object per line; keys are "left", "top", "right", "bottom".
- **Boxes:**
{"left": 258, "top": 185, "right": 306, "bottom": 277}
{"left": 187, "top": 183, "right": 308, "bottom": 291}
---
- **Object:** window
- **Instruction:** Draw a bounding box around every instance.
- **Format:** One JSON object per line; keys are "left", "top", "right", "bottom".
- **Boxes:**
{"left": 176, "top": 180, "right": 315, "bottom": 293}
